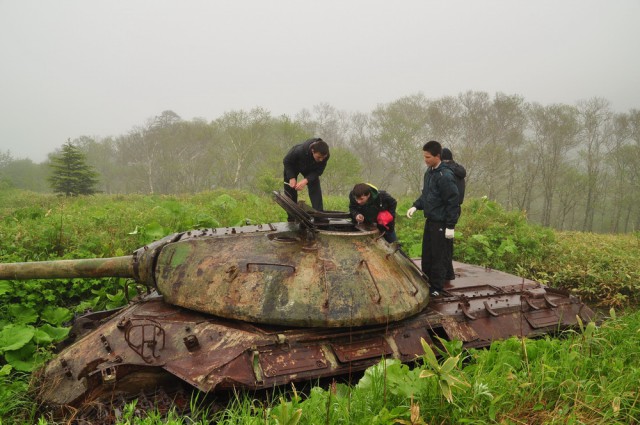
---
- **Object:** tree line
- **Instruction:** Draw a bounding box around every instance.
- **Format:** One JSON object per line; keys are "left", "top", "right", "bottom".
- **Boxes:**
{"left": 1, "top": 91, "right": 639, "bottom": 233}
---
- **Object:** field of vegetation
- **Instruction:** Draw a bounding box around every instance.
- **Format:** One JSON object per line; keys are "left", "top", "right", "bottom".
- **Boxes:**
{"left": 0, "top": 188, "right": 638, "bottom": 424}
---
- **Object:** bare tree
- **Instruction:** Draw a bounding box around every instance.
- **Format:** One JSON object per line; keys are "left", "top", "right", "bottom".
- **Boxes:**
{"left": 457, "top": 91, "right": 493, "bottom": 197}
{"left": 370, "top": 93, "right": 430, "bottom": 195}
{"left": 347, "top": 112, "right": 395, "bottom": 188}
{"left": 425, "top": 95, "right": 463, "bottom": 148}
{"left": 554, "top": 163, "right": 585, "bottom": 230}
{"left": 212, "top": 108, "right": 273, "bottom": 188}
{"left": 510, "top": 142, "right": 540, "bottom": 215}
{"left": 529, "top": 103, "right": 580, "bottom": 227}
{"left": 576, "top": 98, "right": 613, "bottom": 231}
{"left": 296, "top": 103, "right": 351, "bottom": 148}
{"left": 488, "top": 93, "right": 529, "bottom": 206}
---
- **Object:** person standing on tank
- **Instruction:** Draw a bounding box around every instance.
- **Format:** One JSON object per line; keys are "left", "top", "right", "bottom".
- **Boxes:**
{"left": 406, "top": 140, "right": 459, "bottom": 297}
{"left": 441, "top": 147, "right": 466, "bottom": 282}
{"left": 283, "top": 138, "right": 330, "bottom": 221}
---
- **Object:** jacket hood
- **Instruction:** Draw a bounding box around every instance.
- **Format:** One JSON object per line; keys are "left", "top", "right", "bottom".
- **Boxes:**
{"left": 365, "top": 184, "right": 380, "bottom": 201}
{"left": 444, "top": 161, "right": 466, "bottom": 179}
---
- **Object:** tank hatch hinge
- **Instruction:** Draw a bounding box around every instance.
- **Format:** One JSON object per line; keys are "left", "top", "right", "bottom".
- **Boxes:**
{"left": 522, "top": 295, "right": 541, "bottom": 310}
{"left": 459, "top": 301, "right": 476, "bottom": 320}
{"left": 100, "top": 366, "right": 117, "bottom": 385}
{"left": 123, "top": 318, "right": 166, "bottom": 364}
{"left": 483, "top": 301, "right": 499, "bottom": 317}
{"left": 543, "top": 294, "right": 558, "bottom": 308}
{"left": 183, "top": 334, "right": 200, "bottom": 351}
{"left": 88, "top": 355, "right": 124, "bottom": 385}
{"left": 60, "top": 358, "right": 73, "bottom": 378}
{"left": 100, "top": 334, "right": 112, "bottom": 353}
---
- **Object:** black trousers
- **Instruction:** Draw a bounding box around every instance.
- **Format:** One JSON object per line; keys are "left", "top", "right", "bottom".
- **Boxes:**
{"left": 421, "top": 220, "right": 448, "bottom": 292}
{"left": 283, "top": 174, "right": 323, "bottom": 219}
{"left": 445, "top": 238, "right": 455, "bottom": 280}
{"left": 444, "top": 205, "right": 461, "bottom": 280}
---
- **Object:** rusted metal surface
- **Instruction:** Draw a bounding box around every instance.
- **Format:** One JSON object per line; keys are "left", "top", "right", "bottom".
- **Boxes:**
{"left": 421, "top": 260, "right": 595, "bottom": 343}
{"left": 36, "top": 260, "right": 594, "bottom": 407}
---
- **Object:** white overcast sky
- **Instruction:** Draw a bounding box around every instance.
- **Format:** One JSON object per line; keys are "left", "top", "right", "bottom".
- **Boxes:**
{"left": 1, "top": 0, "right": 639, "bottom": 163}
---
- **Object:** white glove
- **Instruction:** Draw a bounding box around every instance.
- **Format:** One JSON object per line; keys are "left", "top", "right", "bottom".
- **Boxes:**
{"left": 406, "top": 207, "right": 417, "bottom": 218}
{"left": 445, "top": 228, "right": 455, "bottom": 239}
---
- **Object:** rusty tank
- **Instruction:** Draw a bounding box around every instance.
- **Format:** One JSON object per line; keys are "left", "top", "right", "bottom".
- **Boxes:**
{"left": 0, "top": 192, "right": 595, "bottom": 408}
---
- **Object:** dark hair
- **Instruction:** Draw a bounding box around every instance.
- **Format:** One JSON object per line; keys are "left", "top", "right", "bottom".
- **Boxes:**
{"left": 441, "top": 147, "right": 453, "bottom": 161}
{"left": 310, "top": 139, "right": 329, "bottom": 155}
{"left": 352, "top": 183, "right": 371, "bottom": 198}
{"left": 423, "top": 140, "right": 442, "bottom": 157}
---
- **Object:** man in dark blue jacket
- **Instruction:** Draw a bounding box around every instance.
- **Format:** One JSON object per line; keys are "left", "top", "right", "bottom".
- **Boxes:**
{"left": 283, "top": 138, "right": 330, "bottom": 221}
{"left": 406, "top": 141, "right": 459, "bottom": 296}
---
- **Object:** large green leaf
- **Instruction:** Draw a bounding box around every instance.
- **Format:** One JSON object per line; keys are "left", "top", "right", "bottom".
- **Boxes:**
{"left": 33, "top": 328, "right": 53, "bottom": 345}
{"left": 7, "top": 304, "right": 38, "bottom": 324}
{"left": 40, "top": 306, "right": 73, "bottom": 326}
{"left": 37, "top": 324, "right": 70, "bottom": 343}
{"left": 4, "top": 342, "right": 45, "bottom": 372}
{"left": 0, "top": 364, "right": 12, "bottom": 376}
{"left": 144, "top": 222, "right": 166, "bottom": 241}
{"left": 0, "top": 281, "right": 12, "bottom": 296}
{"left": 0, "top": 324, "right": 35, "bottom": 351}
{"left": 356, "top": 358, "right": 400, "bottom": 390}
{"left": 212, "top": 194, "right": 238, "bottom": 210}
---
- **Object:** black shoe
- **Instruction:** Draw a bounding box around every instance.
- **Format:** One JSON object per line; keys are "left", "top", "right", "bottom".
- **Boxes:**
{"left": 430, "top": 290, "right": 441, "bottom": 297}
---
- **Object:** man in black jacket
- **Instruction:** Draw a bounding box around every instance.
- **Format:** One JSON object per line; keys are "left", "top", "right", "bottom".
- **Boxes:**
{"left": 348, "top": 183, "right": 398, "bottom": 243}
{"left": 441, "top": 147, "right": 466, "bottom": 282}
{"left": 283, "top": 138, "right": 330, "bottom": 220}
{"left": 406, "top": 141, "right": 459, "bottom": 296}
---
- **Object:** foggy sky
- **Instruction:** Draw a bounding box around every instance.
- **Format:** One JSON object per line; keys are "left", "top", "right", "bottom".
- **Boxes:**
{"left": 1, "top": 0, "right": 639, "bottom": 163}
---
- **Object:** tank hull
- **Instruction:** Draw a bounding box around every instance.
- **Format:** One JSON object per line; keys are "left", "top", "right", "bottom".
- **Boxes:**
{"left": 36, "top": 260, "right": 594, "bottom": 407}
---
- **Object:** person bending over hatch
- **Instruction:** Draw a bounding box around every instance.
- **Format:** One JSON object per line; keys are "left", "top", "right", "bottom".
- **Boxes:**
{"left": 348, "top": 183, "right": 398, "bottom": 243}
{"left": 283, "top": 138, "right": 330, "bottom": 221}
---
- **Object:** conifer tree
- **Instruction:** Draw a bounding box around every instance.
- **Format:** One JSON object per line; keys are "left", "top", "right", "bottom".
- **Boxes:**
{"left": 48, "top": 140, "right": 99, "bottom": 196}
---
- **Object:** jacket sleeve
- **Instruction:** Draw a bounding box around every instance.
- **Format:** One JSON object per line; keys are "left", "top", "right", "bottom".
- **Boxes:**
{"left": 283, "top": 144, "right": 302, "bottom": 181}
{"left": 304, "top": 155, "right": 329, "bottom": 183}
{"left": 441, "top": 170, "right": 460, "bottom": 228}
{"left": 348, "top": 192, "right": 360, "bottom": 221}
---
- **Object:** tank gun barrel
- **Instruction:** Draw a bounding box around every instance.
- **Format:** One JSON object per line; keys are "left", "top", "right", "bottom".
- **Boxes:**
{"left": 0, "top": 256, "right": 135, "bottom": 280}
